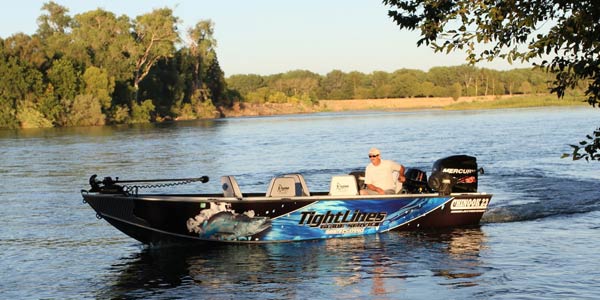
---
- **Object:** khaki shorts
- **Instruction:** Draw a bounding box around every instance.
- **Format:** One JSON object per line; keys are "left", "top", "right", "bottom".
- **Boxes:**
{"left": 361, "top": 189, "right": 396, "bottom": 195}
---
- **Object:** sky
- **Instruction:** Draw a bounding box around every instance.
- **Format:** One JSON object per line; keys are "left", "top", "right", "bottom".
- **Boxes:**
{"left": 0, "top": 0, "right": 532, "bottom": 77}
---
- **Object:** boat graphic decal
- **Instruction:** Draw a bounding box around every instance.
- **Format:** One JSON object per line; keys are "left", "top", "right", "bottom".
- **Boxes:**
{"left": 187, "top": 202, "right": 271, "bottom": 241}
{"left": 256, "top": 197, "right": 451, "bottom": 241}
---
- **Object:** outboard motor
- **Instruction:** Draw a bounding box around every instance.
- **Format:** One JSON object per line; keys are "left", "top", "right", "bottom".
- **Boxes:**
{"left": 428, "top": 155, "right": 480, "bottom": 195}
{"left": 403, "top": 168, "right": 431, "bottom": 194}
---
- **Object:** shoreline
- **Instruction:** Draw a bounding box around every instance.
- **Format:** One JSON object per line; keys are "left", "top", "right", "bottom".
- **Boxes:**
{"left": 219, "top": 94, "right": 585, "bottom": 118}
{"left": 219, "top": 95, "right": 503, "bottom": 118}
{"left": 3, "top": 94, "right": 587, "bottom": 130}
{"left": 317, "top": 95, "right": 503, "bottom": 112}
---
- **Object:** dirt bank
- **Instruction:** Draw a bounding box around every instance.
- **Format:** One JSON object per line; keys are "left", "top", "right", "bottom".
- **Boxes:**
{"left": 318, "top": 95, "right": 510, "bottom": 111}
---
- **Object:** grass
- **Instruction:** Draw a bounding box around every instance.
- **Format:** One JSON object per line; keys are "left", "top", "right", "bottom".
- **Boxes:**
{"left": 444, "top": 94, "right": 589, "bottom": 110}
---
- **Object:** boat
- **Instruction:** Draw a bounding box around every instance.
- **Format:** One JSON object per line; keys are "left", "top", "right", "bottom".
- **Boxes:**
{"left": 82, "top": 155, "right": 492, "bottom": 245}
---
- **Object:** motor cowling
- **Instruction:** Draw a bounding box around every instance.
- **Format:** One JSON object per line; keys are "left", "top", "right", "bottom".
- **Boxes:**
{"left": 428, "top": 155, "right": 479, "bottom": 194}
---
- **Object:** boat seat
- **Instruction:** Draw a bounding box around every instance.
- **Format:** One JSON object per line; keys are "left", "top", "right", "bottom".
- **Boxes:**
{"left": 266, "top": 177, "right": 297, "bottom": 197}
{"left": 283, "top": 174, "right": 310, "bottom": 196}
{"left": 329, "top": 175, "right": 359, "bottom": 196}
{"left": 221, "top": 176, "right": 242, "bottom": 198}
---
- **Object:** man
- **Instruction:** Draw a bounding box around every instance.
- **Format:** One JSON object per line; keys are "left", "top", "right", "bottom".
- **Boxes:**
{"left": 360, "top": 147, "right": 405, "bottom": 195}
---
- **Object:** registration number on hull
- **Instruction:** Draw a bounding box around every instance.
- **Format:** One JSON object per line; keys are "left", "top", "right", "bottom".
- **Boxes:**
{"left": 450, "top": 197, "right": 490, "bottom": 213}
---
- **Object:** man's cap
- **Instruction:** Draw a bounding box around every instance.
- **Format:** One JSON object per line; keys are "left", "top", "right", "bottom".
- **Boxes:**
{"left": 368, "top": 147, "right": 380, "bottom": 156}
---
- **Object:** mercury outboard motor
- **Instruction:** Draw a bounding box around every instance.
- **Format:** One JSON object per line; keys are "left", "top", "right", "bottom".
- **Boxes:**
{"left": 428, "top": 155, "right": 481, "bottom": 195}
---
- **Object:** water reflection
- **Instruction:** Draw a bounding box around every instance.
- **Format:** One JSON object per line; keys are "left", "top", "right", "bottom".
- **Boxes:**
{"left": 99, "top": 228, "right": 487, "bottom": 299}
{"left": 0, "top": 118, "right": 221, "bottom": 140}
{"left": 425, "top": 229, "right": 488, "bottom": 288}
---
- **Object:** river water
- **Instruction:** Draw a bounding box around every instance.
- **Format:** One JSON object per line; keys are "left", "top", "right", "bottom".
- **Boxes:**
{"left": 1, "top": 107, "right": 599, "bottom": 299}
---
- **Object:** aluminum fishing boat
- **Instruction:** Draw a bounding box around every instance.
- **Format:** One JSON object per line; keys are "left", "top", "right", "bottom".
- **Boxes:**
{"left": 82, "top": 155, "right": 491, "bottom": 244}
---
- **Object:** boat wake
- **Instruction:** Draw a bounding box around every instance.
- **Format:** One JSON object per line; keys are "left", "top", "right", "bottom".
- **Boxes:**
{"left": 482, "top": 176, "right": 600, "bottom": 223}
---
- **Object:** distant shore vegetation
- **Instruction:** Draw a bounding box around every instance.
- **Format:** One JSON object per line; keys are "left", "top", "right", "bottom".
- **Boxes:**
{"left": 0, "top": 2, "right": 588, "bottom": 129}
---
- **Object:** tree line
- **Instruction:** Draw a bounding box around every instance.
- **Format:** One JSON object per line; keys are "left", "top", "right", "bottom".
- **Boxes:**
{"left": 0, "top": 2, "right": 583, "bottom": 129}
{"left": 227, "top": 66, "right": 581, "bottom": 105}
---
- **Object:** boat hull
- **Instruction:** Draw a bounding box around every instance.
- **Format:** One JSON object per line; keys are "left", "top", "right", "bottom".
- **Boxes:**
{"left": 83, "top": 192, "right": 492, "bottom": 244}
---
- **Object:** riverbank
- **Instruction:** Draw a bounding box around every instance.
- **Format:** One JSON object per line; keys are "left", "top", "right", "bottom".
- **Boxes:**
{"left": 318, "top": 95, "right": 502, "bottom": 112}
{"left": 218, "top": 94, "right": 587, "bottom": 117}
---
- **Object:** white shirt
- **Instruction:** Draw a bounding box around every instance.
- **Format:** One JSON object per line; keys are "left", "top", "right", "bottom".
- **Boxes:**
{"left": 364, "top": 159, "right": 403, "bottom": 191}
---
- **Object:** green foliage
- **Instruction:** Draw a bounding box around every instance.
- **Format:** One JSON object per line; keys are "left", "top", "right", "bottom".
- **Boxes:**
{"left": 132, "top": 8, "right": 179, "bottom": 91}
{"left": 390, "top": 70, "right": 421, "bottom": 98}
{"left": 450, "top": 83, "right": 462, "bottom": 101}
{"left": 0, "top": 97, "right": 17, "bottom": 128}
{"left": 175, "top": 89, "right": 218, "bottom": 119}
{"left": 67, "top": 94, "right": 106, "bottom": 126}
{"left": 83, "top": 66, "right": 115, "bottom": 110}
{"left": 319, "top": 70, "right": 352, "bottom": 99}
{"left": 187, "top": 20, "right": 217, "bottom": 91}
{"left": 227, "top": 74, "right": 266, "bottom": 97}
{"left": 565, "top": 128, "right": 600, "bottom": 162}
{"left": 130, "top": 99, "right": 155, "bottom": 124}
{"left": 246, "top": 87, "right": 270, "bottom": 104}
{"left": 47, "top": 58, "right": 81, "bottom": 125}
{"left": 37, "top": 85, "right": 61, "bottom": 124}
{"left": 71, "top": 9, "right": 135, "bottom": 83}
{"left": 226, "top": 66, "right": 562, "bottom": 104}
{"left": 0, "top": 2, "right": 228, "bottom": 128}
{"left": 111, "top": 105, "right": 130, "bottom": 124}
{"left": 16, "top": 101, "right": 53, "bottom": 128}
{"left": 3, "top": 34, "right": 47, "bottom": 69}
{"left": 37, "top": 1, "right": 72, "bottom": 39}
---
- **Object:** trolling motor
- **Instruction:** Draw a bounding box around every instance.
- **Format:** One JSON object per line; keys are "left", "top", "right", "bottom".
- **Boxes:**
{"left": 88, "top": 175, "right": 124, "bottom": 194}
{"left": 88, "top": 174, "right": 209, "bottom": 195}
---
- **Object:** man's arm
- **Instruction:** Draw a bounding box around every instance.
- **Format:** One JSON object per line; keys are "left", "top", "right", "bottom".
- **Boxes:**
{"left": 398, "top": 164, "right": 406, "bottom": 183}
{"left": 366, "top": 183, "right": 385, "bottom": 195}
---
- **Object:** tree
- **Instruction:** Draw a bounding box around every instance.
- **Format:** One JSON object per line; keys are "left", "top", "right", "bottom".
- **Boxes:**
{"left": 187, "top": 20, "right": 217, "bottom": 93}
{"left": 37, "top": 1, "right": 71, "bottom": 39}
{"left": 130, "top": 99, "right": 155, "bottom": 123}
{"left": 71, "top": 9, "right": 135, "bottom": 83}
{"left": 346, "top": 71, "right": 369, "bottom": 99}
{"left": 82, "top": 66, "right": 114, "bottom": 111}
{"left": 36, "top": 1, "right": 74, "bottom": 63}
{"left": 3, "top": 34, "right": 47, "bottom": 69}
{"left": 450, "top": 82, "right": 462, "bottom": 101}
{"left": 371, "top": 71, "right": 393, "bottom": 98}
{"left": 384, "top": 0, "right": 600, "bottom": 161}
{"left": 68, "top": 94, "right": 105, "bottom": 126}
{"left": 390, "top": 69, "right": 425, "bottom": 98}
{"left": 0, "top": 50, "right": 46, "bottom": 127}
{"left": 227, "top": 74, "right": 266, "bottom": 97}
{"left": 46, "top": 58, "right": 80, "bottom": 125}
{"left": 131, "top": 8, "right": 179, "bottom": 96}
{"left": 320, "top": 70, "right": 349, "bottom": 99}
